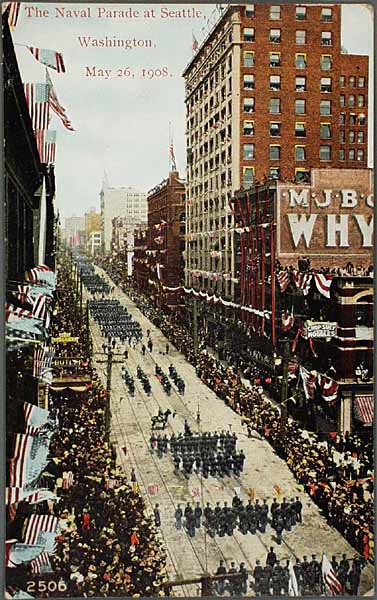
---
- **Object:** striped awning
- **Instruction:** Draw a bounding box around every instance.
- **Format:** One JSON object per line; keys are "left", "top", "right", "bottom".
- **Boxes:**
{"left": 354, "top": 395, "right": 374, "bottom": 426}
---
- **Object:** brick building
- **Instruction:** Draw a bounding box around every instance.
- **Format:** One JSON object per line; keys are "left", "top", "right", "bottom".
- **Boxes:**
{"left": 133, "top": 226, "right": 149, "bottom": 292}
{"left": 183, "top": 3, "right": 369, "bottom": 300}
{"left": 231, "top": 168, "right": 373, "bottom": 433}
{"left": 146, "top": 171, "right": 185, "bottom": 310}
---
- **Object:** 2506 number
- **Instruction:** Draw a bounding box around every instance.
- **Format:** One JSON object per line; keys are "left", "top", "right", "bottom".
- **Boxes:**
{"left": 26, "top": 580, "right": 67, "bottom": 593}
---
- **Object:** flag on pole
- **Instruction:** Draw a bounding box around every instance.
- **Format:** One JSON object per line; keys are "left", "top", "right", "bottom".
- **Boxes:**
{"left": 62, "top": 471, "right": 74, "bottom": 489}
{"left": 288, "top": 562, "right": 299, "bottom": 596}
{"left": 44, "top": 130, "right": 56, "bottom": 163}
{"left": 299, "top": 366, "right": 316, "bottom": 400}
{"left": 28, "top": 47, "right": 66, "bottom": 73}
{"left": 2, "top": 2, "right": 20, "bottom": 29}
{"left": 322, "top": 554, "right": 343, "bottom": 595}
{"left": 6, "top": 487, "right": 58, "bottom": 505}
{"left": 23, "top": 83, "right": 50, "bottom": 130}
{"left": 169, "top": 141, "right": 177, "bottom": 171}
{"left": 45, "top": 69, "right": 74, "bottom": 130}
{"left": 23, "top": 514, "right": 58, "bottom": 545}
{"left": 9, "top": 433, "right": 50, "bottom": 488}
{"left": 23, "top": 401, "right": 53, "bottom": 430}
{"left": 30, "top": 551, "right": 52, "bottom": 574}
{"left": 192, "top": 32, "right": 199, "bottom": 52}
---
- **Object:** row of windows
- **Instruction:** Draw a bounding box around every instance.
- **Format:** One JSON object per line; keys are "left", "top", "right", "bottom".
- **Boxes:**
{"left": 243, "top": 73, "right": 355, "bottom": 94}
{"left": 340, "top": 112, "right": 367, "bottom": 125}
{"left": 242, "top": 121, "right": 365, "bottom": 142}
{"left": 245, "top": 5, "right": 334, "bottom": 21}
{"left": 241, "top": 99, "right": 366, "bottom": 119}
{"left": 339, "top": 130, "right": 365, "bottom": 143}
{"left": 242, "top": 51, "right": 333, "bottom": 70}
{"left": 340, "top": 94, "right": 366, "bottom": 108}
{"left": 243, "top": 144, "right": 365, "bottom": 162}
{"left": 244, "top": 27, "right": 333, "bottom": 46}
{"left": 243, "top": 144, "right": 365, "bottom": 174}
{"left": 340, "top": 76, "right": 366, "bottom": 88}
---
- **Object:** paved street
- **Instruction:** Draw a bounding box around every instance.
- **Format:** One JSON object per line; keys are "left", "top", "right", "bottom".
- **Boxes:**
{"left": 86, "top": 267, "right": 374, "bottom": 596}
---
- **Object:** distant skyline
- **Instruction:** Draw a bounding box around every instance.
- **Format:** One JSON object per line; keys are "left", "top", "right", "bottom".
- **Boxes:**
{"left": 13, "top": 3, "right": 374, "bottom": 220}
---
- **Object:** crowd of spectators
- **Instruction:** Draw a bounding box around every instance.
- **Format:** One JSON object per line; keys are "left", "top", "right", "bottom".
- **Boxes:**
{"left": 96, "top": 256, "right": 374, "bottom": 564}
{"left": 7, "top": 260, "right": 168, "bottom": 597}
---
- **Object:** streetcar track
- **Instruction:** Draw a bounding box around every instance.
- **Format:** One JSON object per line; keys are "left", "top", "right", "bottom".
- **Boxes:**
{"left": 90, "top": 268, "right": 300, "bottom": 580}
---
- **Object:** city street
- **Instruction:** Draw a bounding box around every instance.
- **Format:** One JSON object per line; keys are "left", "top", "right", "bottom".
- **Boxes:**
{"left": 87, "top": 267, "right": 374, "bottom": 596}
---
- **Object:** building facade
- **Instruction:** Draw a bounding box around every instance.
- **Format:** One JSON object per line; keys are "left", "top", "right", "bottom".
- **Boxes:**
{"left": 183, "top": 3, "right": 369, "bottom": 300}
{"left": 231, "top": 167, "right": 373, "bottom": 433}
{"left": 87, "top": 230, "right": 102, "bottom": 255}
{"left": 133, "top": 226, "right": 149, "bottom": 292}
{"left": 146, "top": 171, "right": 186, "bottom": 310}
{"left": 85, "top": 208, "right": 101, "bottom": 240}
{"left": 100, "top": 177, "right": 147, "bottom": 251}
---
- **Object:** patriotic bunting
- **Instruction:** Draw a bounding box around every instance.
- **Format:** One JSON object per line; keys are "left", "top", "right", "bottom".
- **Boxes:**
{"left": 281, "top": 310, "right": 294, "bottom": 331}
{"left": 277, "top": 271, "right": 290, "bottom": 292}
{"left": 28, "top": 47, "right": 66, "bottom": 73}
{"left": 313, "top": 273, "right": 333, "bottom": 298}
{"left": 317, "top": 374, "right": 339, "bottom": 403}
{"left": 354, "top": 395, "right": 374, "bottom": 426}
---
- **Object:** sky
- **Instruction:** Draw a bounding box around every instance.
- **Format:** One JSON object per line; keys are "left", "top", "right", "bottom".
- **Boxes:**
{"left": 12, "top": 3, "right": 374, "bottom": 221}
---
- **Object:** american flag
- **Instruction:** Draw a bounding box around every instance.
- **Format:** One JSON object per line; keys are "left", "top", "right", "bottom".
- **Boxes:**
{"left": 314, "top": 273, "right": 333, "bottom": 299}
{"left": 23, "top": 83, "right": 50, "bottom": 130}
{"left": 292, "top": 271, "right": 312, "bottom": 295}
{"left": 2, "top": 2, "right": 20, "bottom": 29}
{"left": 192, "top": 32, "right": 199, "bottom": 52}
{"left": 169, "top": 141, "right": 177, "bottom": 171}
{"left": 5, "top": 304, "right": 33, "bottom": 323}
{"left": 62, "top": 471, "right": 74, "bottom": 489}
{"left": 9, "top": 433, "right": 50, "bottom": 488}
{"left": 24, "top": 514, "right": 58, "bottom": 545}
{"left": 32, "top": 293, "right": 47, "bottom": 320}
{"left": 6, "top": 486, "right": 57, "bottom": 505}
{"left": 299, "top": 366, "right": 316, "bottom": 400}
{"left": 17, "top": 285, "right": 32, "bottom": 306}
{"left": 45, "top": 69, "right": 74, "bottom": 131}
{"left": 28, "top": 47, "right": 66, "bottom": 73}
{"left": 354, "top": 395, "right": 374, "bottom": 426}
{"left": 44, "top": 130, "right": 56, "bottom": 163}
{"left": 27, "top": 264, "right": 51, "bottom": 281}
{"left": 30, "top": 551, "right": 51, "bottom": 574}
{"left": 322, "top": 554, "right": 343, "bottom": 595}
{"left": 277, "top": 271, "right": 290, "bottom": 292}
{"left": 32, "top": 346, "right": 55, "bottom": 378}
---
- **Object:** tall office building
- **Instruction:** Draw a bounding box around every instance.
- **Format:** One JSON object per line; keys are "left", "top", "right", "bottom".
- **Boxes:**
{"left": 100, "top": 176, "right": 147, "bottom": 251}
{"left": 183, "top": 3, "right": 369, "bottom": 300}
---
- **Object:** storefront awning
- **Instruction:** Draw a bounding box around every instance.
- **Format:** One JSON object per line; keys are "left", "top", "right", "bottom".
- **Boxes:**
{"left": 354, "top": 395, "right": 374, "bottom": 426}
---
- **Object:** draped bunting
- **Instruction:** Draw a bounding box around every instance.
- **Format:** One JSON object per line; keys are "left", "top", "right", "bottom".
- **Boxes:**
{"left": 300, "top": 366, "right": 316, "bottom": 400}
{"left": 317, "top": 374, "right": 339, "bottom": 403}
{"left": 151, "top": 283, "right": 272, "bottom": 318}
{"left": 277, "top": 270, "right": 334, "bottom": 298}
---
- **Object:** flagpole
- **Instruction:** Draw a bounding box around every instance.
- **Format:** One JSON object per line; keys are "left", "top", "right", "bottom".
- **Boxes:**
{"left": 168, "top": 121, "right": 171, "bottom": 172}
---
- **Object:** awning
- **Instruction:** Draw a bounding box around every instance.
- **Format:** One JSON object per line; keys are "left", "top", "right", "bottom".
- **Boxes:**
{"left": 354, "top": 395, "right": 374, "bottom": 426}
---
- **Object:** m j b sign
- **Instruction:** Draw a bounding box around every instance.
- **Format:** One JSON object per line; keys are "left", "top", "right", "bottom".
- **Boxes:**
{"left": 277, "top": 177, "right": 374, "bottom": 267}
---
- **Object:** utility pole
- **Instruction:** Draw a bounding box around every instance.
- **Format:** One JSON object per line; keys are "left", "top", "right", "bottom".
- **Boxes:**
{"left": 193, "top": 298, "right": 198, "bottom": 358}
